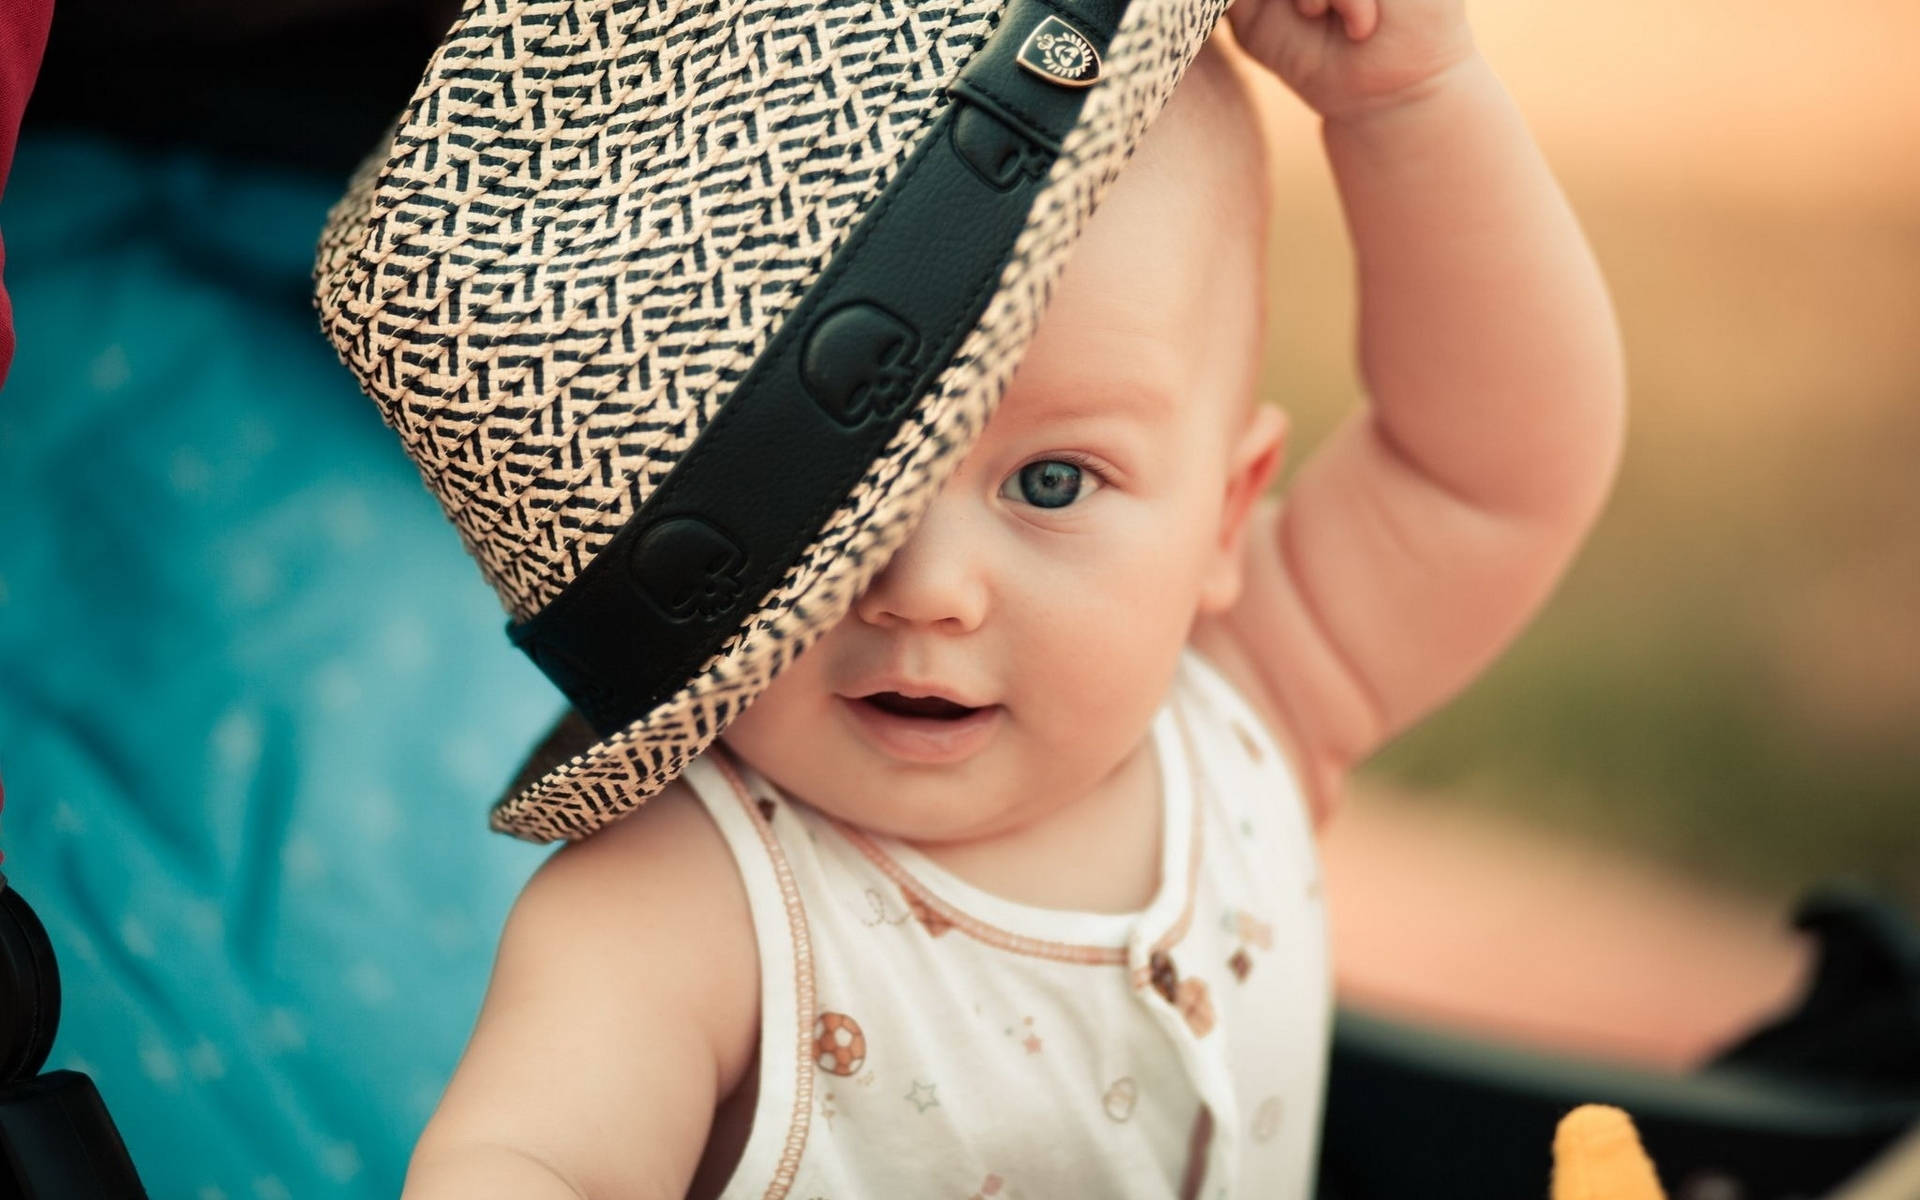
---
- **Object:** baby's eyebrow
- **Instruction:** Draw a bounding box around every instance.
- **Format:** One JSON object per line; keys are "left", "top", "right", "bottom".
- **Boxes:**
{"left": 1029, "top": 381, "right": 1171, "bottom": 426}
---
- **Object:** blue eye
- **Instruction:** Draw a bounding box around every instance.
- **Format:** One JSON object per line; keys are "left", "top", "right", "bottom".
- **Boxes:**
{"left": 1001, "top": 459, "right": 1096, "bottom": 510}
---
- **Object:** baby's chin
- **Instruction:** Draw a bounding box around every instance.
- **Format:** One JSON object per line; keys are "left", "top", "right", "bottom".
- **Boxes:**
{"left": 780, "top": 764, "right": 1020, "bottom": 844}
{"left": 721, "top": 734, "right": 1051, "bottom": 846}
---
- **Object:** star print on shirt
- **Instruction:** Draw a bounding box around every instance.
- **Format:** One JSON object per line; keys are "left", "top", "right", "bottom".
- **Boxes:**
{"left": 905, "top": 1080, "right": 940, "bottom": 1113}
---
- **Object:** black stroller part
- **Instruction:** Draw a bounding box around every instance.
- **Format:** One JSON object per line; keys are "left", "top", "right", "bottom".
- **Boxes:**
{"left": 0, "top": 885, "right": 58, "bottom": 1085}
{"left": 0, "top": 884, "right": 148, "bottom": 1200}
{"left": 0, "top": 1071, "right": 147, "bottom": 1200}
{"left": 1714, "top": 883, "right": 1920, "bottom": 1092}
{"left": 27, "top": 0, "right": 450, "bottom": 174}
{"left": 1318, "top": 1011, "right": 1916, "bottom": 1200}
{"left": 1318, "top": 882, "right": 1920, "bottom": 1200}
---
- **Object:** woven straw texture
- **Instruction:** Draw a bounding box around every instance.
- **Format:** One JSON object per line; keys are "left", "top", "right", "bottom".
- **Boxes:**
{"left": 315, "top": 0, "right": 1227, "bottom": 841}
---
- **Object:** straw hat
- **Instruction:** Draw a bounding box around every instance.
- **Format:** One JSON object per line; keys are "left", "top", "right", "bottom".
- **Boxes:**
{"left": 315, "top": 0, "right": 1229, "bottom": 841}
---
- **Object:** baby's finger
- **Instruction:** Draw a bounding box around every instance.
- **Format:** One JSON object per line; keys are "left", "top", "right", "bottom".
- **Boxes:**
{"left": 1330, "top": 0, "right": 1379, "bottom": 39}
{"left": 1294, "top": 0, "right": 1331, "bottom": 20}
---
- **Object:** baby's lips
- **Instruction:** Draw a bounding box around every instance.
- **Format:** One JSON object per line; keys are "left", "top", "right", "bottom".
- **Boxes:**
{"left": 838, "top": 674, "right": 997, "bottom": 711}
{"left": 863, "top": 692, "right": 979, "bottom": 719}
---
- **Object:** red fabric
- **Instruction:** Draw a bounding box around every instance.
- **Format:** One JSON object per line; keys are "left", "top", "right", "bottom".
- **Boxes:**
{"left": 0, "top": 0, "right": 56, "bottom": 389}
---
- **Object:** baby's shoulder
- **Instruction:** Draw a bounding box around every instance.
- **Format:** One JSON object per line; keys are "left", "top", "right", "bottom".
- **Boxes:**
{"left": 415, "top": 784, "right": 762, "bottom": 1194}
{"left": 515, "top": 780, "right": 762, "bottom": 1087}
{"left": 527, "top": 776, "right": 759, "bottom": 973}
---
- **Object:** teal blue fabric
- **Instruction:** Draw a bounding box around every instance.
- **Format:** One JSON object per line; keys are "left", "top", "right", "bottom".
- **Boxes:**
{"left": 0, "top": 136, "right": 556, "bottom": 1198}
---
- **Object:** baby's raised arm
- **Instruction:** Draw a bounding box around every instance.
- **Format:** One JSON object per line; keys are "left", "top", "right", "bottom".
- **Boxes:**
{"left": 402, "top": 788, "right": 760, "bottom": 1200}
{"left": 1217, "top": 0, "right": 1627, "bottom": 810}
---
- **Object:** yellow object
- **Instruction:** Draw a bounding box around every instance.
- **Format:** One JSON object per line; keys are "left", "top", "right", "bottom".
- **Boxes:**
{"left": 1551, "top": 1105, "right": 1668, "bottom": 1200}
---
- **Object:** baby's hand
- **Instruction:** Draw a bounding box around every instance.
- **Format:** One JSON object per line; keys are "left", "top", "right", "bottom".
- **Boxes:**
{"left": 1226, "top": 0, "right": 1477, "bottom": 122}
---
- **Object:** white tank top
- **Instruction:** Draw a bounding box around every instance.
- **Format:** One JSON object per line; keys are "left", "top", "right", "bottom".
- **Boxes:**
{"left": 682, "top": 647, "right": 1331, "bottom": 1199}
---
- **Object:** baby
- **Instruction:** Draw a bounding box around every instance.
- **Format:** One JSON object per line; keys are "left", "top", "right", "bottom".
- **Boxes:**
{"left": 400, "top": 0, "right": 1624, "bottom": 1195}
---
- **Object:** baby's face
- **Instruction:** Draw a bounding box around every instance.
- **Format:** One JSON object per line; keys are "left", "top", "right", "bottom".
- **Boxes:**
{"left": 721, "top": 42, "right": 1277, "bottom": 843}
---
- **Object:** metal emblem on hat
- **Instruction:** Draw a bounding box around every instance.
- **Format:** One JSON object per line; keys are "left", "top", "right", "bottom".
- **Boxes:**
{"left": 1016, "top": 15, "right": 1102, "bottom": 88}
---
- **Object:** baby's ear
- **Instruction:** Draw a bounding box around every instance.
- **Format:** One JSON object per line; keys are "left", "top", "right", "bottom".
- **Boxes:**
{"left": 1199, "top": 401, "right": 1287, "bottom": 613}
{"left": 1229, "top": 403, "right": 1287, "bottom": 512}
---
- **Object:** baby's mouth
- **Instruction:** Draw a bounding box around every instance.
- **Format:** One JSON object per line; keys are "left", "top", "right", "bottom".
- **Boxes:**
{"left": 841, "top": 690, "right": 1005, "bottom": 764}
{"left": 859, "top": 692, "right": 982, "bottom": 720}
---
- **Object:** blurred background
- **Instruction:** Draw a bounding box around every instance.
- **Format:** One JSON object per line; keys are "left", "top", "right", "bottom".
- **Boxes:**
{"left": 1, "top": 0, "right": 1915, "bottom": 1194}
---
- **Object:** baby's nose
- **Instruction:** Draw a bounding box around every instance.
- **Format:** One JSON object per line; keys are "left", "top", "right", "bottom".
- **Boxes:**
{"left": 853, "top": 496, "right": 989, "bottom": 632}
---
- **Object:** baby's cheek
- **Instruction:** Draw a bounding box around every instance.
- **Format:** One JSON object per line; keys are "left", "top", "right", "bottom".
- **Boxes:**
{"left": 1045, "top": 601, "right": 1179, "bottom": 718}
{"left": 719, "top": 678, "right": 824, "bottom": 793}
